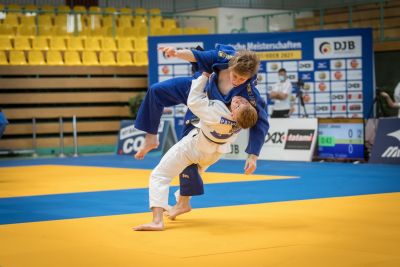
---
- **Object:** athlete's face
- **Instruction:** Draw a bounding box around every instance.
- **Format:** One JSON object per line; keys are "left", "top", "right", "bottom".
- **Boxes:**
{"left": 231, "top": 96, "right": 250, "bottom": 120}
{"left": 229, "top": 70, "right": 250, "bottom": 87}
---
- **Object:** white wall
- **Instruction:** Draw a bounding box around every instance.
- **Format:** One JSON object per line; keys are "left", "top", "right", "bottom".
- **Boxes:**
{"left": 176, "top": 8, "right": 220, "bottom": 33}
{"left": 178, "top": 7, "right": 313, "bottom": 34}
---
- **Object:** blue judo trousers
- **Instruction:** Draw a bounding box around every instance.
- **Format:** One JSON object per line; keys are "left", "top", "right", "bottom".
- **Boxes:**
{"left": 135, "top": 44, "right": 270, "bottom": 197}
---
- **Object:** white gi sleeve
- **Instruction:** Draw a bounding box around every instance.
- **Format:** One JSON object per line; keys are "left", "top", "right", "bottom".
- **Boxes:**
{"left": 187, "top": 74, "right": 222, "bottom": 124}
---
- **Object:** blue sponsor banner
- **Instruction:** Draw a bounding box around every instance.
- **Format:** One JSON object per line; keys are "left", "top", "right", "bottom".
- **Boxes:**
{"left": 370, "top": 118, "right": 400, "bottom": 164}
{"left": 148, "top": 28, "right": 373, "bottom": 119}
{"left": 116, "top": 120, "right": 171, "bottom": 156}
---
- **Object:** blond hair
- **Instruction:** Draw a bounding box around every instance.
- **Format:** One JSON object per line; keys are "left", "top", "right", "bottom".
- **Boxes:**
{"left": 236, "top": 104, "right": 258, "bottom": 129}
{"left": 228, "top": 50, "right": 260, "bottom": 78}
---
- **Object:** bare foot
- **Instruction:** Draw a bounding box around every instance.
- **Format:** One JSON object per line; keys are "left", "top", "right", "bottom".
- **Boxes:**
{"left": 133, "top": 221, "right": 164, "bottom": 231}
{"left": 166, "top": 203, "right": 192, "bottom": 220}
{"left": 163, "top": 205, "right": 172, "bottom": 217}
{"left": 134, "top": 134, "right": 159, "bottom": 160}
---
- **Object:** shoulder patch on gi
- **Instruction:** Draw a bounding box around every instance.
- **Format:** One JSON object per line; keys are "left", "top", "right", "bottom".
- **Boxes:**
{"left": 218, "top": 51, "right": 234, "bottom": 60}
{"left": 247, "top": 83, "right": 257, "bottom": 107}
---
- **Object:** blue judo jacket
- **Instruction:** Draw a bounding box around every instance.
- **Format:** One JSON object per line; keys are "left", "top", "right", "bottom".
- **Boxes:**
{"left": 191, "top": 44, "right": 269, "bottom": 156}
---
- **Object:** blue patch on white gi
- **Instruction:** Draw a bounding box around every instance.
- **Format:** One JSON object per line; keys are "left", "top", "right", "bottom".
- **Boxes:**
{"left": 210, "top": 130, "right": 234, "bottom": 140}
{"left": 220, "top": 117, "right": 237, "bottom": 126}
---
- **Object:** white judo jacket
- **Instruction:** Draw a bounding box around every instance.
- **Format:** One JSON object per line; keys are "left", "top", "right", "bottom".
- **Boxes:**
{"left": 187, "top": 75, "right": 241, "bottom": 154}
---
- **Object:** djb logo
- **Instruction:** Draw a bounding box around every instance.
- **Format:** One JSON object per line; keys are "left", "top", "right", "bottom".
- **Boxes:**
{"left": 314, "top": 36, "right": 361, "bottom": 58}
{"left": 334, "top": 40, "right": 355, "bottom": 50}
{"left": 319, "top": 42, "right": 331, "bottom": 54}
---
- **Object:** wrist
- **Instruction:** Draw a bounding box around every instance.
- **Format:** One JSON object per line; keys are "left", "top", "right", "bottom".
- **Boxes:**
{"left": 248, "top": 154, "right": 258, "bottom": 160}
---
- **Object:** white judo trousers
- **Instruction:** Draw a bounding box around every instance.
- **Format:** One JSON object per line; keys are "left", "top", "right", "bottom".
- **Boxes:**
{"left": 149, "top": 74, "right": 239, "bottom": 210}
{"left": 149, "top": 128, "right": 222, "bottom": 210}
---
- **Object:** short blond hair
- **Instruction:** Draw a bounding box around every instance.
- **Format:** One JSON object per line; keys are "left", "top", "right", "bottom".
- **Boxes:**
{"left": 228, "top": 50, "right": 260, "bottom": 78}
{"left": 236, "top": 104, "right": 258, "bottom": 129}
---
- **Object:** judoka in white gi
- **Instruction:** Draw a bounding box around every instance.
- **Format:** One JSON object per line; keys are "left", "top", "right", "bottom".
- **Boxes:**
{"left": 133, "top": 73, "right": 258, "bottom": 231}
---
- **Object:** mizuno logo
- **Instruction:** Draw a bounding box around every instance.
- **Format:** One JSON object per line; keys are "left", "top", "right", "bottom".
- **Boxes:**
{"left": 387, "top": 129, "right": 400, "bottom": 142}
{"left": 381, "top": 146, "right": 400, "bottom": 158}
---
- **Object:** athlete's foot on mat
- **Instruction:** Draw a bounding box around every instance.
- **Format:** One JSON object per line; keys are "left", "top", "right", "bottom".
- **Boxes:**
{"left": 163, "top": 205, "right": 172, "bottom": 217}
{"left": 166, "top": 204, "right": 192, "bottom": 220}
{"left": 133, "top": 221, "right": 164, "bottom": 231}
{"left": 134, "top": 134, "right": 159, "bottom": 160}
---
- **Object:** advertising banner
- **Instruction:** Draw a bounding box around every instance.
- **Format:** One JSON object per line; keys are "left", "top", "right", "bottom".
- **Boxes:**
{"left": 370, "top": 118, "right": 400, "bottom": 164}
{"left": 221, "top": 129, "right": 249, "bottom": 160}
{"left": 116, "top": 120, "right": 177, "bottom": 156}
{"left": 148, "top": 28, "right": 374, "bottom": 120}
{"left": 258, "top": 118, "right": 318, "bottom": 161}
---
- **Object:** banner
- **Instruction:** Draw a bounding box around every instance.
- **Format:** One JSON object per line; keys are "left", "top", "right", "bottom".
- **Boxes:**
{"left": 148, "top": 28, "right": 374, "bottom": 120}
{"left": 221, "top": 129, "right": 249, "bottom": 160}
{"left": 370, "top": 118, "right": 400, "bottom": 164}
{"left": 116, "top": 120, "right": 177, "bottom": 156}
{"left": 258, "top": 118, "right": 318, "bottom": 161}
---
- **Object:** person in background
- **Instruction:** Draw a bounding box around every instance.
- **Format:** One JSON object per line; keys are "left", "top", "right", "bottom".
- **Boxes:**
{"left": 268, "top": 68, "right": 292, "bottom": 118}
{"left": 380, "top": 82, "right": 400, "bottom": 118}
{"left": 0, "top": 109, "right": 8, "bottom": 139}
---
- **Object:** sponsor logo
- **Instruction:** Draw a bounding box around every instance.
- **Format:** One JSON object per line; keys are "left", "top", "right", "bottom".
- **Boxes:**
{"left": 381, "top": 129, "right": 400, "bottom": 158}
{"left": 265, "top": 131, "right": 285, "bottom": 144}
{"left": 302, "top": 94, "right": 311, "bottom": 103}
{"left": 348, "top": 93, "right": 363, "bottom": 100}
{"left": 332, "top": 104, "right": 346, "bottom": 111}
{"left": 298, "top": 61, "right": 314, "bottom": 71}
{"left": 270, "top": 63, "right": 279, "bottom": 71}
{"left": 316, "top": 61, "right": 328, "bottom": 69}
{"left": 316, "top": 105, "right": 329, "bottom": 111}
{"left": 319, "top": 42, "right": 331, "bottom": 54}
{"left": 350, "top": 59, "right": 359, "bottom": 68}
{"left": 303, "top": 83, "right": 311, "bottom": 90}
{"left": 121, "top": 133, "right": 145, "bottom": 154}
{"left": 381, "top": 146, "right": 400, "bottom": 158}
{"left": 318, "top": 82, "right": 327, "bottom": 92}
{"left": 301, "top": 73, "right": 312, "bottom": 81}
{"left": 288, "top": 74, "right": 297, "bottom": 80}
{"left": 161, "top": 65, "right": 170, "bottom": 74}
{"left": 388, "top": 129, "right": 400, "bottom": 142}
{"left": 333, "top": 60, "right": 343, "bottom": 68}
{"left": 347, "top": 82, "right": 361, "bottom": 89}
{"left": 382, "top": 146, "right": 400, "bottom": 158}
{"left": 332, "top": 94, "right": 345, "bottom": 100}
{"left": 334, "top": 71, "right": 343, "bottom": 80}
{"left": 349, "top": 104, "right": 362, "bottom": 111}
{"left": 314, "top": 36, "right": 362, "bottom": 58}
{"left": 284, "top": 129, "right": 315, "bottom": 150}
{"left": 318, "top": 72, "right": 327, "bottom": 80}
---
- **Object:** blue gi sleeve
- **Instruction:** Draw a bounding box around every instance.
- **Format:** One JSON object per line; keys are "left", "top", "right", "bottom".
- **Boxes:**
{"left": 191, "top": 49, "right": 218, "bottom": 73}
{"left": 245, "top": 90, "right": 270, "bottom": 156}
{"left": 191, "top": 44, "right": 237, "bottom": 73}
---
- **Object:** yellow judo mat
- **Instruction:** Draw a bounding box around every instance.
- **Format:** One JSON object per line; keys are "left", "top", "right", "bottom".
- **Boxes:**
{"left": 1, "top": 156, "right": 400, "bottom": 267}
{"left": 0, "top": 165, "right": 295, "bottom": 197}
{"left": 0, "top": 193, "right": 399, "bottom": 267}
